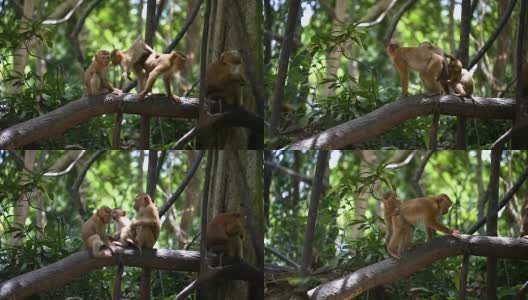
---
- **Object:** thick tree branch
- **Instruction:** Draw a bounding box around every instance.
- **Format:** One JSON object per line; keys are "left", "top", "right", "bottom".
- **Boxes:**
{"left": 285, "top": 95, "right": 515, "bottom": 150}
{"left": 0, "top": 249, "right": 262, "bottom": 300}
{"left": 307, "top": 235, "right": 528, "bottom": 300}
{"left": 0, "top": 94, "right": 262, "bottom": 149}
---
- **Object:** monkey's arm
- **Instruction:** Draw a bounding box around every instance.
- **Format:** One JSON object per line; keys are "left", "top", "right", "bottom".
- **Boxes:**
{"left": 424, "top": 219, "right": 458, "bottom": 235}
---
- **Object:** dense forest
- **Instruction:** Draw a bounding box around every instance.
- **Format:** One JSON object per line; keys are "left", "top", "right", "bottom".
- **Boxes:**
{"left": 1, "top": 0, "right": 528, "bottom": 299}
{"left": 0, "top": 150, "right": 264, "bottom": 299}
{"left": 264, "top": 150, "right": 528, "bottom": 299}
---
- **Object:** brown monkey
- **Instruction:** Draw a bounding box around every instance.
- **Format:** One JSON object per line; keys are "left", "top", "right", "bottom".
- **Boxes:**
{"left": 84, "top": 50, "right": 120, "bottom": 96}
{"left": 386, "top": 43, "right": 446, "bottom": 96}
{"left": 82, "top": 206, "right": 113, "bottom": 258}
{"left": 110, "top": 37, "right": 153, "bottom": 90}
{"left": 137, "top": 51, "right": 188, "bottom": 103}
{"left": 447, "top": 58, "right": 474, "bottom": 97}
{"left": 382, "top": 191, "right": 402, "bottom": 246}
{"left": 521, "top": 201, "right": 528, "bottom": 238}
{"left": 386, "top": 194, "right": 460, "bottom": 258}
{"left": 205, "top": 50, "right": 245, "bottom": 110}
{"left": 206, "top": 212, "right": 244, "bottom": 264}
{"left": 131, "top": 193, "right": 161, "bottom": 251}
{"left": 110, "top": 208, "right": 136, "bottom": 247}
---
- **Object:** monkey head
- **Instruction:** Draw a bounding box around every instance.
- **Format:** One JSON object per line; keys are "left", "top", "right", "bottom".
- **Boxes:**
{"left": 170, "top": 51, "right": 187, "bottom": 70}
{"left": 448, "top": 59, "right": 463, "bottom": 78}
{"left": 436, "top": 194, "right": 452, "bottom": 215}
{"left": 225, "top": 212, "right": 244, "bottom": 239}
{"left": 111, "top": 208, "right": 126, "bottom": 221}
{"left": 385, "top": 43, "right": 400, "bottom": 55}
{"left": 94, "top": 50, "right": 111, "bottom": 67}
{"left": 383, "top": 191, "right": 397, "bottom": 201}
{"left": 96, "top": 206, "right": 112, "bottom": 224}
{"left": 134, "top": 192, "right": 153, "bottom": 211}
{"left": 220, "top": 50, "right": 242, "bottom": 65}
{"left": 110, "top": 49, "right": 123, "bottom": 65}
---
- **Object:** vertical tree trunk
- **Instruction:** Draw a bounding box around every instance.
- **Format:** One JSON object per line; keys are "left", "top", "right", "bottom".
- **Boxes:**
{"left": 198, "top": 0, "right": 264, "bottom": 148}
{"left": 324, "top": 0, "right": 345, "bottom": 97}
{"left": 301, "top": 151, "right": 329, "bottom": 275}
{"left": 179, "top": 150, "right": 201, "bottom": 248}
{"left": 486, "top": 149, "right": 501, "bottom": 300}
{"left": 512, "top": 0, "right": 528, "bottom": 148}
{"left": 199, "top": 150, "right": 263, "bottom": 299}
{"left": 455, "top": 0, "right": 471, "bottom": 149}
{"left": 10, "top": 151, "right": 37, "bottom": 246}
{"left": 8, "top": 0, "right": 33, "bottom": 95}
{"left": 492, "top": 0, "right": 513, "bottom": 96}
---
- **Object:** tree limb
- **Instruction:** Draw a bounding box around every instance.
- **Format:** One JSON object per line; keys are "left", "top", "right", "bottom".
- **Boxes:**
{"left": 307, "top": 235, "right": 528, "bottom": 300}
{"left": 285, "top": 95, "right": 515, "bottom": 150}
{"left": 0, "top": 94, "right": 262, "bottom": 149}
{"left": 0, "top": 249, "right": 262, "bottom": 300}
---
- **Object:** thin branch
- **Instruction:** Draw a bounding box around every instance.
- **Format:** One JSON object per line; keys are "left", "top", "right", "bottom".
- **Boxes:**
{"left": 70, "top": 150, "right": 106, "bottom": 218}
{"left": 197, "top": 0, "right": 211, "bottom": 127}
{"left": 158, "top": 150, "right": 205, "bottom": 217}
{"left": 265, "top": 246, "right": 300, "bottom": 269}
{"left": 411, "top": 150, "right": 435, "bottom": 197}
{"left": 468, "top": 0, "right": 516, "bottom": 69}
{"left": 383, "top": 0, "right": 418, "bottom": 44}
{"left": 269, "top": 0, "right": 301, "bottom": 133}
{"left": 357, "top": 0, "right": 398, "bottom": 28}
{"left": 42, "top": 0, "right": 84, "bottom": 25}
{"left": 264, "top": 161, "right": 313, "bottom": 185}
{"left": 467, "top": 167, "right": 528, "bottom": 234}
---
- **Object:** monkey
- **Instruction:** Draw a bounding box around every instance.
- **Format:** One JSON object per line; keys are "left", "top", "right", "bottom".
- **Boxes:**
{"left": 382, "top": 191, "right": 402, "bottom": 246}
{"left": 386, "top": 194, "right": 460, "bottom": 259}
{"left": 205, "top": 49, "right": 245, "bottom": 112}
{"left": 206, "top": 212, "right": 244, "bottom": 266}
{"left": 137, "top": 51, "right": 188, "bottom": 103}
{"left": 521, "top": 201, "right": 528, "bottom": 238}
{"left": 111, "top": 36, "right": 154, "bottom": 90}
{"left": 386, "top": 43, "right": 447, "bottom": 96}
{"left": 446, "top": 58, "right": 474, "bottom": 97}
{"left": 81, "top": 206, "right": 114, "bottom": 258}
{"left": 110, "top": 208, "right": 137, "bottom": 248}
{"left": 131, "top": 193, "right": 161, "bottom": 252}
{"left": 84, "top": 50, "right": 120, "bottom": 96}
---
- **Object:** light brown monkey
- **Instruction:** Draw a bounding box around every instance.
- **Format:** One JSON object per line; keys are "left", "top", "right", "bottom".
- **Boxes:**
{"left": 386, "top": 194, "right": 460, "bottom": 258}
{"left": 206, "top": 212, "right": 244, "bottom": 264}
{"left": 382, "top": 191, "right": 402, "bottom": 246}
{"left": 111, "top": 36, "right": 154, "bottom": 90}
{"left": 110, "top": 208, "right": 136, "bottom": 247}
{"left": 82, "top": 206, "right": 113, "bottom": 258}
{"left": 84, "top": 50, "right": 120, "bottom": 96}
{"left": 131, "top": 193, "right": 161, "bottom": 251}
{"left": 521, "top": 201, "right": 528, "bottom": 238}
{"left": 137, "top": 51, "right": 188, "bottom": 103}
{"left": 386, "top": 43, "right": 446, "bottom": 96}
{"left": 205, "top": 50, "right": 245, "bottom": 110}
{"left": 447, "top": 58, "right": 474, "bottom": 97}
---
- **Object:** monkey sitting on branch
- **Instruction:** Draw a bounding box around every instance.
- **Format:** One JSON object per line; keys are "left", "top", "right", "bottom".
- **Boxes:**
{"left": 84, "top": 50, "right": 121, "bottom": 96}
{"left": 205, "top": 50, "right": 246, "bottom": 113}
{"left": 383, "top": 193, "right": 460, "bottom": 259}
{"left": 386, "top": 42, "right": 450, "bottom": 97}
{"left": 206, "top": 211, "right": 244, "bottom": 266}
{"left": 110, "top": 36, "right": 154, "bottom": 90}
{"left": 82, "top": 206, "right": 115, "bottom": 258}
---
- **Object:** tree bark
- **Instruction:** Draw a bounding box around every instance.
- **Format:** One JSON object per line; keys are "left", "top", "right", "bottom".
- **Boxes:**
{"left": 286, "top": 96, "right": 515, "bottom": 149}
{"left": 301, "top": 151, "right": 329, "bottom": 275}
{"left": 307, "top": 236, "right": 528, "bottom": 300}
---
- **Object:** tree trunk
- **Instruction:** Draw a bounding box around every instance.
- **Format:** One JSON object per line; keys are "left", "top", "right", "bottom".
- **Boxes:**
{"left": 324, "top": 0, "right": 345, "bottom": 97}
{"left": 179, "top": 150, "right": 201, "bottom": 248}
{"left": 8, "top": 0, "right": 33, "bottom": 95}
{"left": 197, "top": 0, "right": 263, "bottom": 149}
{"left": 199, "top": 150, "right": 263, "bottom": 299}
{"left": 10, "top": 150, "right": 37, "bottom": 246}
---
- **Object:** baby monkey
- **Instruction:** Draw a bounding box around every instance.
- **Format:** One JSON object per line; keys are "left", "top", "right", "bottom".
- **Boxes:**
{"left": 446, "top": 58, "right": 474, "bottom": 97}
{"left": 110, "top": 208, "right": 137, "bottom": 248}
